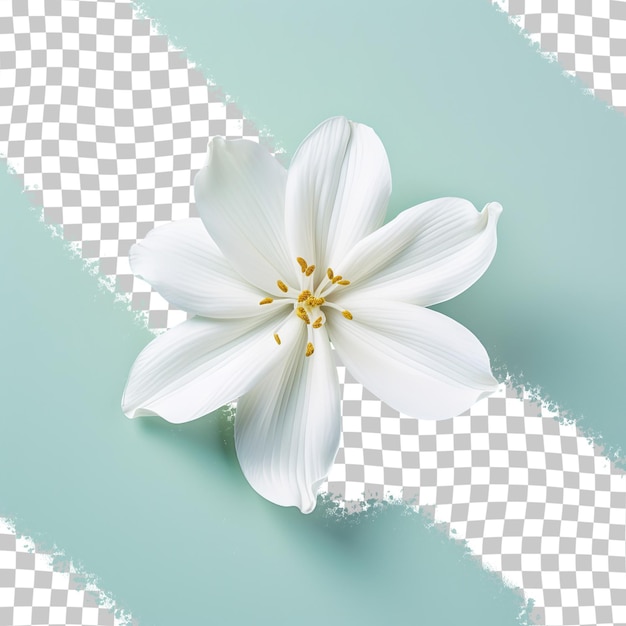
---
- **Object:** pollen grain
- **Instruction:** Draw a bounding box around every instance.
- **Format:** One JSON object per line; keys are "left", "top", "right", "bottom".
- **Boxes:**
{"left": 296, "top": 307, "right": 311, "bottom": 324}
{"left": 305, "top": 342, "right": 315, "bottom": 357}
{"left": 273, "top": 333, "right": 281, "bottom": 345}
{"left": 297, "top": 290, "right": 312, "bottom": 303}
{"left": 342, "top": 310, "right": 353, "bottom": 320}
{"left": 277, "top": 280, "right": 288, "bottom": 293}
{"left": 259, "top": 297, "right": 274, "bottom": 305}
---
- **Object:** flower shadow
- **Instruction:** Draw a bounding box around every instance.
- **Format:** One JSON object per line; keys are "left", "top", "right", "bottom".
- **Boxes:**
{"left": 132, "top": 407, "right": 423, "bottom": 548}
{"left": 133, "top": 405, "right": 242, "bottom": 482}
{"left": 125, "top": 409, "right": 532, "bottom": 622}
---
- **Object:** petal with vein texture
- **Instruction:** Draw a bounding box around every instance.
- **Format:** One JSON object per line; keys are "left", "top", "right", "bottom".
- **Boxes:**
{"left": 335, "top": 198, "right": 502, "bottom": 307}
{"left": 122, "top": 312, "right": 301, "bottom": 423}
{"left": 284, "top": 117, "right": 391, "bottom": 278}
{"left": 327, "top": 299, "right": 498, "bottom": 420}
{"left": 194, "top": 138, "right": 298, "bottom": 294}
{"left": 235, "top": 328, "right": 341, "bottom": 513}
{"left": 130, "top": 219, "right": 268, "bottom": 318}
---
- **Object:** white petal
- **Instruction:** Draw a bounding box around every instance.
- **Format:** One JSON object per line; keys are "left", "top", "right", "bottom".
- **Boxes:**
{"left": 130, "top": 219, "right": 268, "bottom": 318}
{"left": 235, "top": 327, "right": 341, "bottom": 513}
{"left": 194, "top": 138, "right": 298, "bottom": 294}
{"left": 122, "top": 311, "right": 301, "bottom": 423}
{"left": 284, "top": 117, "right": 391, "bottom": 279}
{"left": 334, "top": 198, "right": 502, "bottom": 307}
{"left": 327, "top": 299, "right": 498, "bottom": 420}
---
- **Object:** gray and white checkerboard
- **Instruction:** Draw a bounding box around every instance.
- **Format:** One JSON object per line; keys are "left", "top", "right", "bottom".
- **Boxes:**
{"left": 329, "top": 367, "right": 626, "bottom": 626}
{"left": 493, "top": 0, "right": 626, "bottom": 114}
{"left": 1, "top": 1, "right": 626, "bottom": 625}
{"left": 0, "top": 519, "right": 129, "bottom": 626}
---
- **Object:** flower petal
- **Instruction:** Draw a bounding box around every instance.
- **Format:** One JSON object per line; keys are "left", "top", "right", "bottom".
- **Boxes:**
{"left": 122, "top": 311, "right": 301, "bottom": 423}
{"left": 194, "top": 137, "right": 298, "bottom": 294}
{"left": 327, "top": 299, "right": 498, "bottom": 420}
{"left": 284, "top": 117, "right": 391, "bottom": 278}
{"left": 130, "top": 219, "right": 268, "bottom": 318}
{"left": 334, "top": 198, "right": 502, "bottom": 307}
{"left": 235, "top": 327, "right": 341, "bottom": 513}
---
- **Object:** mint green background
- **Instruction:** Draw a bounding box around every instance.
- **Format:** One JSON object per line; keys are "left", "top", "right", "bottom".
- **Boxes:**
{"left": 142, "top": 0, "right": 626, "bottom": 459}
{"left": 2, "top": 0, "right": 626, "bottom": 624}
{"left": 0, "top": 171, "right": 531, "bottom": 624}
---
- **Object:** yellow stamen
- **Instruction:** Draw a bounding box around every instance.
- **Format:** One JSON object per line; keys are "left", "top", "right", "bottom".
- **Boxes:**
{"left": 273, "top": 333, "right": 281, "bottom": 345}
{"left": 305, "top": 342, "right": 315, "bottom": 357}
{"left": 342, "top": 310, "right": 353, "bottom": 320}
{"left": 312, "top": 317, "right": 323, "bottom": 329}
{"left": 296, "top": 257, "right": 308, "bottom": 273}
{"left": 305, "top": 295, "right": 325, "bottom": 307}
{"left": 296, "top": 307, "right": 310, "bottom": 324}
{"left": 331, "top": 275, "right": 343, "bottom": 284}
{"left": 259, "top": 297, "right": 274, "bottom": 305}
{"left": 305, "top": 264, "right": 316, "bottom": 276}
{"left": 337, "top": 279, "right": 350, "bottom": 286}
{"left": 327, "top": 267, "right": 334, "bottom": 280}
{"left": 297, "top": 290, "right": 312, "bottom": 303}
{"left": 277, "top": 280, "right": 288, "bottom": 293}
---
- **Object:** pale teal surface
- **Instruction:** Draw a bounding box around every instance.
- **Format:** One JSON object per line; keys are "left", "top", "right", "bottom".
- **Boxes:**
{"left": 141, "top": 0, "right": 626, "bottom": 458}
{"left": 0, "top": 169, "right": 531, "bottom": 623}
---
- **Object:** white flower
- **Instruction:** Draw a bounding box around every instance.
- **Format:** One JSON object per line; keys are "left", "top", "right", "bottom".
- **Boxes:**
{"left": 122, "top": 117, "right": 502, "bottom": 513}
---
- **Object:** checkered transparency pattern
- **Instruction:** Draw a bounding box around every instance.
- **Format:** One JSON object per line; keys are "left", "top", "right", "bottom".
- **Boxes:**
{"left": 1, "top": 1, "right": 626, "bottom": 626}
{"left": 493, "top": 0, "right": 626, "bottom": 114}
{"left": 327, "top": 365, "right": 626, "bottom": 626}
{"left": 0, "top": 520, "right": 129, "bottom": 626}
{"left": 0, "top": 0, "right": 268, "bottom": 331}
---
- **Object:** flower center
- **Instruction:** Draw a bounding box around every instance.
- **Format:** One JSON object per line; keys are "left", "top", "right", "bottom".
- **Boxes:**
{"left": 258, "top": 257, "right": 353, "bottom": 357}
